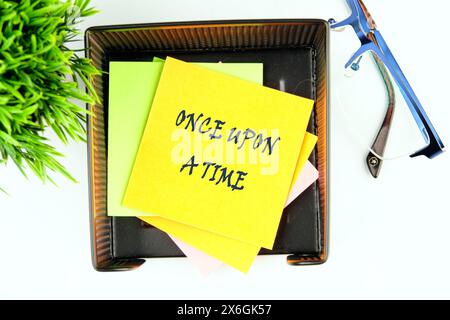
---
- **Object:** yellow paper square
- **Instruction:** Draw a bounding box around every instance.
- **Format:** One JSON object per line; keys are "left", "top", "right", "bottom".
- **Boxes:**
{"left": 124, "top": 57, "right": 314, "bottom": 249}
{"left": 140, "top": 216, "right": 260, "bottom": 273}
{"left": 139, "top": 132, "right": 317, "bottom": 273}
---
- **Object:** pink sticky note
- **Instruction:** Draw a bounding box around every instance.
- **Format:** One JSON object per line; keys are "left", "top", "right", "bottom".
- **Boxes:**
{"left": 169, "top": 235, "right": 222, "bottom": 275}
{"left": 170, "top": 160, "right": 319, "bottom": 274}
{"left": 285, "top": 161, "right": 319, "bottom": 207}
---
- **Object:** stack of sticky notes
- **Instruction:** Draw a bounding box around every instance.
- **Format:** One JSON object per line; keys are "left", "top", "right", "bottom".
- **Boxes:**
{"left": 107, "top": 57, "right": 319, "bottom": 273}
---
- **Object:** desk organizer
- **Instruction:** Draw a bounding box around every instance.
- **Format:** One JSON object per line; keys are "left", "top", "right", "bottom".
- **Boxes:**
{"left": 85, "top": 20, "right": 329, "bottom": 271}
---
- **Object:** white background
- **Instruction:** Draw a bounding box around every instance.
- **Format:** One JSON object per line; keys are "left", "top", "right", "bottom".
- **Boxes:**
{"left": 0, "top": 0, "right": 449, "bottom": 299}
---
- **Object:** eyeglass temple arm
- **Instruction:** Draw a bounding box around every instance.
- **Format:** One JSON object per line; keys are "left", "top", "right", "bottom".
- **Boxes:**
{"left": 366, "top": 51, "right": 396, "bottom": 178}
{"left": 332, "top": 0, "right": 444, "bottom": 158}
{"left": 342, "top": 37, "right": 444, "bottom": 159}
{"left": 371, "top": 32, "right": 443, "bottom": 159}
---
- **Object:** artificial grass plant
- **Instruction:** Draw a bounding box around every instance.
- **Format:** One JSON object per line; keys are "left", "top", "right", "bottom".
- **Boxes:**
{"left": 0, "top": 0, "right": 99, "bottom": 185}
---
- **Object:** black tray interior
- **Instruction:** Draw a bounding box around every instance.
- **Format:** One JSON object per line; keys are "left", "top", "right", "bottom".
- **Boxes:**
{"left": 105, "top": 47, "right": 320, "bottom": 258}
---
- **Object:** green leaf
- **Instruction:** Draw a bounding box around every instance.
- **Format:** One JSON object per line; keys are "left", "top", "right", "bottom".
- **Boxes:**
{"left": 28, "top": 3, "right": 67, "bottom": 18}
{"left": 0, "top": 111, "right": 12, "bottom": 133}
{"left": 0, "top": 130, "right": 19, "bottom": 146}
{"left": 1, "top": 35, "right": 16, "bottom": 51}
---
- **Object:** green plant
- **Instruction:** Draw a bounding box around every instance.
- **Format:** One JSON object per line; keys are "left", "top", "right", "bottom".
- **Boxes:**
{"left": 0, "top": 0, "right": 99, "bottom": 186}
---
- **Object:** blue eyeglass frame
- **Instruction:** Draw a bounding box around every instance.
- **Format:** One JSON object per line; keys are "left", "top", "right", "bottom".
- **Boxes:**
{"left": 330, "top": 0, "right": 445, "bottom": 159}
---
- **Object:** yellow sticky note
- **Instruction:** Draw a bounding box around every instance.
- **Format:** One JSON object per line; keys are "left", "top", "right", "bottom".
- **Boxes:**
{"left": 140, "top": 216, "right": 260, "bottom": 273}
{"left": 139, "top": 132, "right": 317, "bottom": 273}
{"left": 124, "top": 57, "right": 313, "bottom": 249}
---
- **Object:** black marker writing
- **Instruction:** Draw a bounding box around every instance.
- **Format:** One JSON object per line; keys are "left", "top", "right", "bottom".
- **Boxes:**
{"left": 179, "top": 155, "right": 198, "bottom": 175}
{"left": 175, "top": 110, "right": 281, "bottom": 156}
{"left": 180, "top": 156, "right": 248, "bottom": 191}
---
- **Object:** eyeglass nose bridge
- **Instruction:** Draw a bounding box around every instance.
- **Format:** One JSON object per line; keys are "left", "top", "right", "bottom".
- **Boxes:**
{"left": 329, "top": 16, "right": 355, "bottom": 31}
{"left": 329, "top": 0, "right": 371, "bottom": 31}
{"left": 330, "top": 0, "right": 358, "bottom": 26}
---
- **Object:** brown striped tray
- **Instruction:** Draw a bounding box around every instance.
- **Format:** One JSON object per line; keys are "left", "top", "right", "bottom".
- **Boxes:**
{"left": 85, "top": 20, "right": 329, "bottom": 271}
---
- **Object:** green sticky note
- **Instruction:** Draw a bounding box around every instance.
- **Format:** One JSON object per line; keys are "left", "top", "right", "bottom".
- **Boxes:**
{"left": 107, "top": 60, "right": 263, "bottom": 216}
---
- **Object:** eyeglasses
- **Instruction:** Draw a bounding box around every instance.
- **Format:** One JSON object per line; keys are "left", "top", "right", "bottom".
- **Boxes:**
{"left": 329, "top": 0, "right": 445, "bottom": 177}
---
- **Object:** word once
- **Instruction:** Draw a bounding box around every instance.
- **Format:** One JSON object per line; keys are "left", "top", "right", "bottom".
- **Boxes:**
{"left": 175, "top": 110, "right": 281, "bottom": 155}
{"left": 180, "top": 155, "right": 247, "bottom": 191}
